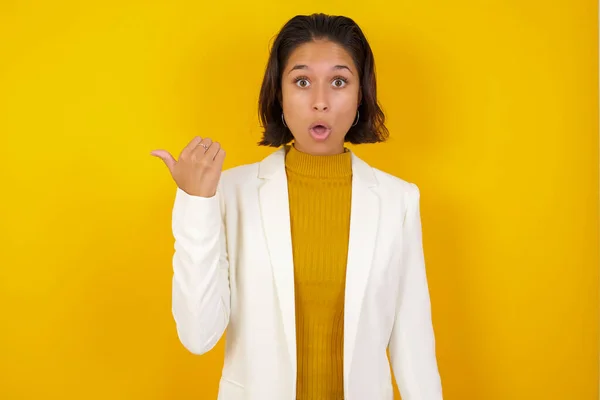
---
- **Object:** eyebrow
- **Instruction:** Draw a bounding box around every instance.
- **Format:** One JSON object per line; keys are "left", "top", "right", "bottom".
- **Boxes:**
{"left": 287, "top": 64, "right": 354, "bottom": 75}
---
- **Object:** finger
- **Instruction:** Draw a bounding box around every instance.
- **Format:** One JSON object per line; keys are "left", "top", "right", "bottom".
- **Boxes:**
{"left": 150, "top": 149, "right": 176, "bottom": 172}
{"left": 192, "top": 137, "right": 213, "bottom": 158}
{"left": 213, "top": 147, "right": 226, "bottom": 166}
{"left": 181, "top": 136, "right": 203, "bottom": 158}
{"left": 204, "top": 141, "right": 221, "bottom": 161}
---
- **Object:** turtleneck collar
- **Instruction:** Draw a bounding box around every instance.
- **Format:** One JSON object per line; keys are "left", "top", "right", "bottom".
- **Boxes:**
{"left": 284, "top": 144, "right": 352, "bottom": 179}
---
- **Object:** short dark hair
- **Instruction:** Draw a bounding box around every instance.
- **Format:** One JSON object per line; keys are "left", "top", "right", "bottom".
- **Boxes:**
{"left": 257, "top": 13, "right": 389, "bottom": 147}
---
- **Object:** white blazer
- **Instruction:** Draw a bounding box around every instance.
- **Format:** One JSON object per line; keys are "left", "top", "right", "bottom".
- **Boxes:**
{"left": 170, "top": 147, "right": 443, "bottom": 400}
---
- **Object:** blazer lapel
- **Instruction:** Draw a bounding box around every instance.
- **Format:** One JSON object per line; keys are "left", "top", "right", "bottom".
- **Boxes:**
{"left": 343, "top": 153, "right": 380, "bottom": 390}
{"left": 257, "top": 148, "right": 297, "bottom": 379}
{"left": 256, "top": 147, "right": 380, "bottom": 393}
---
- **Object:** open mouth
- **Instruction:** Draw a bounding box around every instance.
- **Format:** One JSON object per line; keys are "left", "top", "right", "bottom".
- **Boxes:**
{"left": 311, "top": 124, "right": 328, "bottom": 134}
{"left": 309, "top": 122, "right": 331, "bottom": 141}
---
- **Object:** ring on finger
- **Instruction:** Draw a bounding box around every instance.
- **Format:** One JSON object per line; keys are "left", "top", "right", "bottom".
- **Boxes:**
{"left": 198, "top": 143, "right": 209, "bottom": 151}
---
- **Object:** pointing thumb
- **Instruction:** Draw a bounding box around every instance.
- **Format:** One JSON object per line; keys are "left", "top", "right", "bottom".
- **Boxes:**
{"left": 150, "top": 149, "right": 176, "bottom": 172}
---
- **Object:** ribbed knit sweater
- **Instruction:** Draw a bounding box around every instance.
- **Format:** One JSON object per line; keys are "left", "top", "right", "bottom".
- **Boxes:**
{"left": 284, "top": 144, "right": 353, "bottom": 400}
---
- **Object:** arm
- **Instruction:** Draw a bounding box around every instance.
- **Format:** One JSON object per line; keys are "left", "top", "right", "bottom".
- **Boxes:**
{"left": 170, "top": 183, "right": 230, "bottom": 355}
{"left": 388, "top": 183, "right": 443, "bottom": 399}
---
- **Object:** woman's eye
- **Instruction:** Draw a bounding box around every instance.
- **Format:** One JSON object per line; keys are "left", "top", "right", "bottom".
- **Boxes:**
{"left": 296, "top": 79, "right": 310, "bottom": 88}
{"left": 333, "top": 79, "right": 346, "bottom": 88}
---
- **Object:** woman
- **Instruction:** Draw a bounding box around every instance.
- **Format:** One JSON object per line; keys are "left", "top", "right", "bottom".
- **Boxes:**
{"left": 151, "top": 13, "right": 443, "bottom": 400}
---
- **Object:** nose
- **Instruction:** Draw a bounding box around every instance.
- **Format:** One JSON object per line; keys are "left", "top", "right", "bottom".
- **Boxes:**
{"left": 312, "top": 86, "right": 329, "bottom": 112}
{"left": 313, "top": 102, "right": 328, "bottom": 112}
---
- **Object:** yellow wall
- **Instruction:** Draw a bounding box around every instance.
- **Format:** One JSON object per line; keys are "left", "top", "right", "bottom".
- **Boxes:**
{"left": 0, "top": 1, "right": 597, "bottom": 399}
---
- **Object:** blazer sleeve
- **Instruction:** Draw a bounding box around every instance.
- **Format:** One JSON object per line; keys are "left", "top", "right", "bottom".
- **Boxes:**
{"left": 170, "top": 183, "right": 230, "bottom": 355}
{"left": 388, "top": 183, "right": 443, "bottom": 399}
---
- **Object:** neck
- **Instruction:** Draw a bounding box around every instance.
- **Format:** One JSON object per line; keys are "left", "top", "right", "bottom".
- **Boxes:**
{"left": 284, "top": 144, "right": 352, "bottom": 179}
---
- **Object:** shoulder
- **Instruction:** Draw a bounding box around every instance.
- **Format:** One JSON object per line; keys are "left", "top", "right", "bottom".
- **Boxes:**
{"left": 218, "top": 149, "right": 421, "bottom": 202}
{"left": 374, "top": 168, "right": 419, "bottom": 194}
{"left": 221, "top": 162, "right": 260, "bottom": 184}
{"left": 219, "top": 147, "right": 285, "bottom": 189}
{"left": 372, "top": 168, "right": 421, "bottom": 221}
{"left": 355, "top": 154, "right": 421, "bottom": 202}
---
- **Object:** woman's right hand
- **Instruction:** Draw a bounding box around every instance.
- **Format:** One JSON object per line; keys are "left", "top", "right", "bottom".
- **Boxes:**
{"left": 151, "top": 136, "right": 226, "bottom": 198}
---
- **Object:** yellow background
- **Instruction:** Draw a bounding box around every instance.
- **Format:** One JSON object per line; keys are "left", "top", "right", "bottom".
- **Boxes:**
{"left": 0, "top": 1, "right": 597, "bottom": 399}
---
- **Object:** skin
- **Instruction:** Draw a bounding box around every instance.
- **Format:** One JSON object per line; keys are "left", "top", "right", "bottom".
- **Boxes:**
{"left": 281, "top": 39, "right": 361, "bottom": 156}
{"left": 150, "top": 40, "right": 362, "bottom": 197}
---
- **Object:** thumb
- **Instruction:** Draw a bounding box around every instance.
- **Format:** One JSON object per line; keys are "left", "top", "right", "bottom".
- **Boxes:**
{"left": 150, "top": 149, "right": 176, "bottom": 172}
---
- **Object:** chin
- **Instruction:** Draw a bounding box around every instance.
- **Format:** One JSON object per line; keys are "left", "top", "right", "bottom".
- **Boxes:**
{"left": 295, "top": 139, "right": 344, "bottom": 155}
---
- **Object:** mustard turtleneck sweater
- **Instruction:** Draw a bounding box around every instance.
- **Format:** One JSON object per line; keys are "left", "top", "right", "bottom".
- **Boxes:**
{"left": 284, "top": 144, "right": 353, "bottom": 400}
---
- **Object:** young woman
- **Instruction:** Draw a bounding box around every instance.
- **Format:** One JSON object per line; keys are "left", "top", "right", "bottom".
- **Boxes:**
{"left": 152, "top": 13, "right": 443, "bottom": 400}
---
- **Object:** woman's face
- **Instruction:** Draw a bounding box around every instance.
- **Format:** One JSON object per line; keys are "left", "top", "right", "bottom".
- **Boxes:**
{"left": 281, "top": 39, "right": 361, "bottom": 156}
